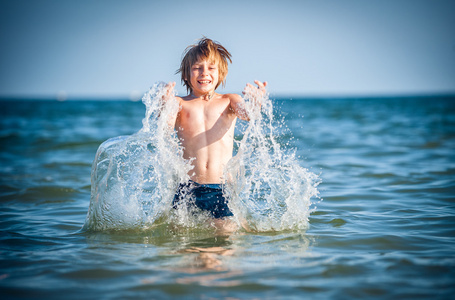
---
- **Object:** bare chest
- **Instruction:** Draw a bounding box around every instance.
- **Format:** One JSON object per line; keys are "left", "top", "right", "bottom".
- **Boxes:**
{"left": 178, "top": 100, "right": 234, "bottom": 132}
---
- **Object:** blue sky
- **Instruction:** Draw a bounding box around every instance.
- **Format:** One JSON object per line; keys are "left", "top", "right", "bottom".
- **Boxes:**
{"left": 1, "top": 0, "right": 454, "bottom": 99}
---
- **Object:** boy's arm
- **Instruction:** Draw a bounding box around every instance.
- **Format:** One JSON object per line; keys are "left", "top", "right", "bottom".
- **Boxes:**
{"left": 229, "top": 93, "right": 250, "bottom": 121}
{"left": 230, "top": 80, "right": 268, "bottom": 121}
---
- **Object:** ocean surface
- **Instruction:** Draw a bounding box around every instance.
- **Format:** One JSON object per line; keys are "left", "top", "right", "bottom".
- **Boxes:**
{"left": 1, "top": 95, "right": 454, "bottom": 299}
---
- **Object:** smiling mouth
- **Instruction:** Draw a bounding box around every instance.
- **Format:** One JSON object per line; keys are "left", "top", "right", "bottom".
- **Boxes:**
{"left": 198, "top": 80, "right": 211, "bottom": 84}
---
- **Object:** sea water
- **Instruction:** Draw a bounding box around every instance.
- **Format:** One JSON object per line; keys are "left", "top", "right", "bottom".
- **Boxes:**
{"left": 83, "top": 82, "right": 320, "bottom": 232}
{"left": 1, "top": 94, "right": 454, "bottom": 299}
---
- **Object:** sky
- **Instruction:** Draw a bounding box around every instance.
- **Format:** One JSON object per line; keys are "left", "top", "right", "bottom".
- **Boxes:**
{"left": 0, "top": 0, "right": 454, "bottom": 99}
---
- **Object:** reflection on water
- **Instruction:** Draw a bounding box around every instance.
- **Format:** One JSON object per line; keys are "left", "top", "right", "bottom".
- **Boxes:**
{"left": 181, "top": 246, "right": 235, "bottom": 271}
{"left": 83, "top": 228, "right": 313, "bottom": 290}
{"left": 177, "top": 235, "right": 235, "bottom": 272}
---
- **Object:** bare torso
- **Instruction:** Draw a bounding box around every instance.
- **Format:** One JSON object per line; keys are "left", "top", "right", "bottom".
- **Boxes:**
{"left": 174, "top": 93, "right": 239, "bottom": 184}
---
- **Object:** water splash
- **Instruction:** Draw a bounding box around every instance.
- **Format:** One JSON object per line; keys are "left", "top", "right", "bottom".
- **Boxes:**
{"left": 225, "top": 86, "right": 320, "bottom": 232}
{"left": 83, "top": 82, "right": 192, "bottom": 231}
{"left": 83, "top": 82, "right": 320, "bottom": 232}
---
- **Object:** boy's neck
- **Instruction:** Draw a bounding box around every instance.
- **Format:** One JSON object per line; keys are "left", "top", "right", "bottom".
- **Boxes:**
{"left": 190, "top": 90, "right": 215, "bottom": 101}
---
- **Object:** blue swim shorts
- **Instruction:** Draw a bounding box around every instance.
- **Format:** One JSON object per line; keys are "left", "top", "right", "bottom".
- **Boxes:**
{"left": 172, "top": 180, "right": 234, "bottom": 219}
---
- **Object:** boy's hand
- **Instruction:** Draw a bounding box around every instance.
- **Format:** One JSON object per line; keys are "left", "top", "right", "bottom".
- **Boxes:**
{"left": 163, "top": 82, "right": 176, "bottom": 101}
{"left": 239, "top": 80, "right": 268, "bottom": 120}
{"left": 243, "top": 80, "right": 268, "bottom": 97}
{"left": 242, "top": 80, "right": 268, "bottom": 110}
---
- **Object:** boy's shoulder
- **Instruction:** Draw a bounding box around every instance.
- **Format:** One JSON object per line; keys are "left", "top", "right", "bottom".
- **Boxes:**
{"left": 227, "top": 93, "right": 244, "bottom": 106}
{"left": 221, "top": 93, "right": 242, "bottom": 102}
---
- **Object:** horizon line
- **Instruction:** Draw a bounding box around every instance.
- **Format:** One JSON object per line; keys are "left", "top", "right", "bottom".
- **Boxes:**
{"left": 1, "top": 91, "right": 455, "bottom": 101}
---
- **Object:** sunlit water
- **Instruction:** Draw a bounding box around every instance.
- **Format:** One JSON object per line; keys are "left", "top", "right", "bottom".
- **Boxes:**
{"left": 1, "top": 94, "right": 454, "bottom": 299}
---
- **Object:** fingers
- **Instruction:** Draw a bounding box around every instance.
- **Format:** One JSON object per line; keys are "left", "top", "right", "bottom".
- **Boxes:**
{"left": 165, "top": 82, "right": 176, "bottom": 90}
{"left": 242, "top": 80, "right": 267, "bottom": 96}
{"left": 161, "top": 82, "right": 176, "bottom": 102}
{"left": 242, "top": 83, "right": 254, "bottom": 94}
{"left": 166, "top": 82, "right": 175, "bottom": 95}
{"left": 164, "top": 82, "right": 175, "bottom": 90}
{"left": 253, "top": 80, "right": 267, "bottom": 89}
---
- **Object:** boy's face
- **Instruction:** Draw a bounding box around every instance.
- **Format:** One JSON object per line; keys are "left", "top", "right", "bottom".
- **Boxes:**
{"left": 189, "top": 58, "right": 219, "bottom": 95}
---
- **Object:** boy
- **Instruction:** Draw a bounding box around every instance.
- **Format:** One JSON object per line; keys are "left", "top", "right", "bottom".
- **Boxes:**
{"left": 165, "top": 38, "right": 267, "bottom": 229}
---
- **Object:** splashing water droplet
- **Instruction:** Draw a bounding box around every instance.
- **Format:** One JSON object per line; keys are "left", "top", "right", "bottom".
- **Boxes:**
{"left": 83, "top": 82, "right": 320, "bottom": 232}
{"left": 83, "top": 82, "right": 192, "bottom": 231}
{"left": 225, "top": 88, "right": 321, "bottom": 232}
